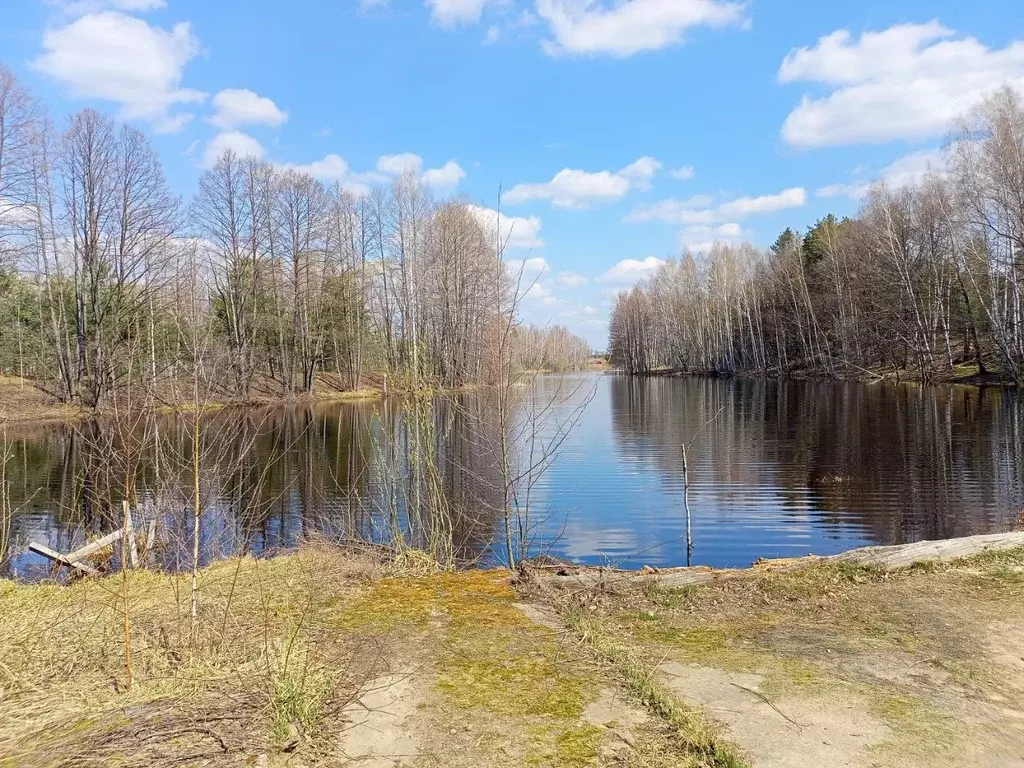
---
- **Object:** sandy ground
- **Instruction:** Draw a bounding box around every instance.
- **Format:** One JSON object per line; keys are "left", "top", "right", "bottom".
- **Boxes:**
{"left": 543, "top": 548, "right": 1024, "bottom": 768}
{"left": 2, "top": 544, "right": 1023, "bottom": 767}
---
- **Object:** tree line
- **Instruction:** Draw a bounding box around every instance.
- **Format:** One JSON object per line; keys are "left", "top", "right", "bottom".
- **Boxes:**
{"left": 610, "top": 88, "right": 1024, "bottom": 384}
{"left": 0, "top": 64, "right": 590, "bottom": 409}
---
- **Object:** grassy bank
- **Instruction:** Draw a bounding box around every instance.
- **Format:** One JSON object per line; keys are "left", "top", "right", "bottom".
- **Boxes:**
{"left": 0, "top": 374, "right": 389, "bottom": 425}
{"left": 2, "top": 542, "right": 1024, "bottom": 767}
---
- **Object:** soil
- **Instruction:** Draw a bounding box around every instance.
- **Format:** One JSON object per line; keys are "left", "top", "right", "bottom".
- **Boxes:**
{"left": 3, "top": 542, "right": 1024, "bottom": 767}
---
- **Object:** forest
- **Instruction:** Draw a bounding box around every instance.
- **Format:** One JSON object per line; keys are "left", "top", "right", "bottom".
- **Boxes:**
{"left": 609, "top": 88, "right": 1024, "bottom": 385}
{"left": 0, "top": 64, "right": 591, "bottom": 411}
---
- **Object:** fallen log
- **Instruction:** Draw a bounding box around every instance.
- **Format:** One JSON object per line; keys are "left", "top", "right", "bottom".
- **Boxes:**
{"left": 537, "top": 531, "right": 1024, "bottom": 589}
{"left": 833, "top": 531, "right": 1024, "bottom": 568}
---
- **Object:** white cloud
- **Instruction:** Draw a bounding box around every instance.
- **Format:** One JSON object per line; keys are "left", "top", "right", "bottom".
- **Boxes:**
{"left": 426, "top": 0, "right": 488, "bottom": 27}
{"left": 815, "top": 183, "right": 866, "bottom": 200}
{"left": 359, "top": 0, "right": 388, "bottom": 9}
{"left": 421, "top": 160, "right": 466, "bottom": 191}
{"left": 628, "top": 188, "right": 807, "bottom": 225}
{"left": 507, "top": 256, "right": 550, "bottom": 279}
{"left": 536, "top": 0, "right": 746, "bottom": 58}
{"left": 816, "top": 149, "right": 947, "bottom": 200}
{"left": 779, "top": 22, "right": 1024, "bottom": 147}
{"left": 467, "top": 205, "right": 544, "bottom": 250}
{"left": 505, "top": 156, "right": 661, "bottom": 209}
{"left": 202, "top": 131, "right": 266, "bottom": 170}
{"left": 48, "top": 0, "right": 167, "bottom": 14}
{"left": 618, "top": 156, "right": 662, "bottom": 191}
{"left": 31, "top": 10, "right": 204, "bottom": 132}
{"left": 600, "top": 256, "right": 666, "bottom": 284}
{"left": 208, "top": 89, "right": 288, "bottom": 130}
{"left": 668, "top": 165, "right": 695, "bottom": 180}
{"left": 279, "top": 153, "right": 382, "bottom": 196}
{"left": 556, "top": 271, "right": 589, "bottom": 287}
{"left": 525, "top": 282, "right": 553, "bottom": 301}
{"left": 375, "top": 154, "right": 465, "bottom": 191}
{"left": 274, "top": 151, "right": 467, "bottom": 197}
{"left": 878, "top": 148, "right": 947, "bottom": 188}
{"left": 483, "top": 25, "right": 500, "bottom": 45}
{"left": 679, "top": 222, "right": 745, "bottom": 253}
{"left": 377, "top": 152, "right": 424, "bottom": 175}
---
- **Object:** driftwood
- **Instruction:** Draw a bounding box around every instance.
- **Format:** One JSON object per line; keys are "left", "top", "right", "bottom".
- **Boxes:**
{"left": 833, "top": 531, "right": 1024, "bottom": 568}
{"left": 538, "top": 531, "right": 1024, "bottom": 590}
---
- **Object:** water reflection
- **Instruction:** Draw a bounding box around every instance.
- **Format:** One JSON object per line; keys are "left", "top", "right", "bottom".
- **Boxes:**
{"left": 3, "top": 374, "right": 1022, "bottom": 579}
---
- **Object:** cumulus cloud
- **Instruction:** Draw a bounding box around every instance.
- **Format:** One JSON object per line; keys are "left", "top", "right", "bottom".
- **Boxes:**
{"left": 426, "top": 0, "right": 489, "bottom": 27}
{"left": 679, "top": 222, "right": 745, "bottom": 253}
{"left": 524, "top": 281, "right": 554, "bottom": 301}
{"left": 779, "top": 22, "right": 1024, "bottom": 147}
{"left": 618, "top": 156, "right": 662, "bottom": 191}
{"left": 276, "top": 154, "right": 382, "bottom": 196}
{"left": 47, "top": 0, "right": 167, "bottom": 15}
{"left": 600, "top": 256, "right": 666, "bottom": 284}
{"left": 536, "top": 0, "right": 746, "bottom": 58}
{"left": 556, "top": 271, "right": 589, "bottom": 287}
{"left": 208, "top": 89, "right": 288, "bottom": 130}
{"left": 467, "top": 205, "right": 544, "bottom": 249}
{"left": 32, "top": 10, "right": 204, "bottom": 132}
{"left": 816, "top": 149, "right": 948, "bottom": 200}
{"left": 202, "top": 131, "right": 266, "bottom": 169}
{"left": 505, "top": 156, "right": 661, "bottom": 209}
{"left": 628, "top": 188, "right": 807, "bottom": 225}
{"left": 377, "top": 152, "right": 423, "bottom": 175}
{"left": 277, "top": 152, "right": 464, "bottom": 195}
{"left": 507, "top": 256, "right": 549, "bottom": 281}
{"left": 373, "top": 153, "right": 465, "bottom": 191}
{"left": 421, "top": 160, "right": 466, "bottom": 191}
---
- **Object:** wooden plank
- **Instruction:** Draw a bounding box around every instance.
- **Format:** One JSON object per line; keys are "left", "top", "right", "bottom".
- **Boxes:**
{"left": 65, "top": 529, "right": 122, "bottom": 562}
{"left": 123, "top": 500, "right": 139, "bottom": 568}
{"left": 28, "top": 542, "right": 100, "bottom": 576}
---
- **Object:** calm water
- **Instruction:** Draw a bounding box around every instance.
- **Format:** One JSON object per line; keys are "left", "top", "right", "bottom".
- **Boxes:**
{"left": 3, "top": 374, "right": 1022, "bottom": 579}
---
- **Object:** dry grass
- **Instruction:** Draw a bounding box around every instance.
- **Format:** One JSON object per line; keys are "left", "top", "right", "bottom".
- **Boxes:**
{"left": 2, "top": 546, "right": 717, "bottom": 768}
{"left": 0, "top": 376, "right": 85, "bottom": 424}
{"left": 0, "top": 546, "right": 384, "bottom": 767}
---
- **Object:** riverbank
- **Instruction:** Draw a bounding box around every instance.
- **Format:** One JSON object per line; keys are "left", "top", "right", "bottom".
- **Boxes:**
{"left": 2, "top": 534, "right": 1023, "bottom": 767}
{"left": 626, "top": 361, "right": 1017, "bottom": 388}
{"left": 0, "top": 374, "right": 391, "bottom": 426}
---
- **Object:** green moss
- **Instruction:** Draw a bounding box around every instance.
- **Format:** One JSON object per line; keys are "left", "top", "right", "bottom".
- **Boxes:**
{"left": 644, "top": 626, "right": 729, "bottom": 655}
{"left": 335, "top": 570, "right": 525, "bottom": 633}
{"left": 437, "top": 652, "right": 587, "bottom": 718}
{"left": 553, "top": 724, "right": 603, "bottom": 767}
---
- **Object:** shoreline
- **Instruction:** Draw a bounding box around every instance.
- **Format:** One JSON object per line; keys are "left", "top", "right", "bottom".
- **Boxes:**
{"left": 616, "top": 363, "right": 1017, "bottom": 388}
{"left": 0, "top": 368, "right": 604, "bottom": 428}
{"left": 2, "top": 531, "right": 1023, "bottom": 767}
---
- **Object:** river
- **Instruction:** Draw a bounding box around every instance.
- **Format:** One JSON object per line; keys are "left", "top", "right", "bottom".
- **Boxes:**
{"left": 3, "top": 373, "right": 1022, "bottom": 580}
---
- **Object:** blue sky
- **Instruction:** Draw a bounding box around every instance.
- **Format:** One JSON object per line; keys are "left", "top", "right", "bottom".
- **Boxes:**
{"left": 2, "top": 0, "right": 1021, "bottom": 347}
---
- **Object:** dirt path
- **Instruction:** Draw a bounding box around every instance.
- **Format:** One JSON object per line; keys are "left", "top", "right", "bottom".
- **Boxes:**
{"left": 541, "top": 546, "right": 1024, "bottom": 768}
